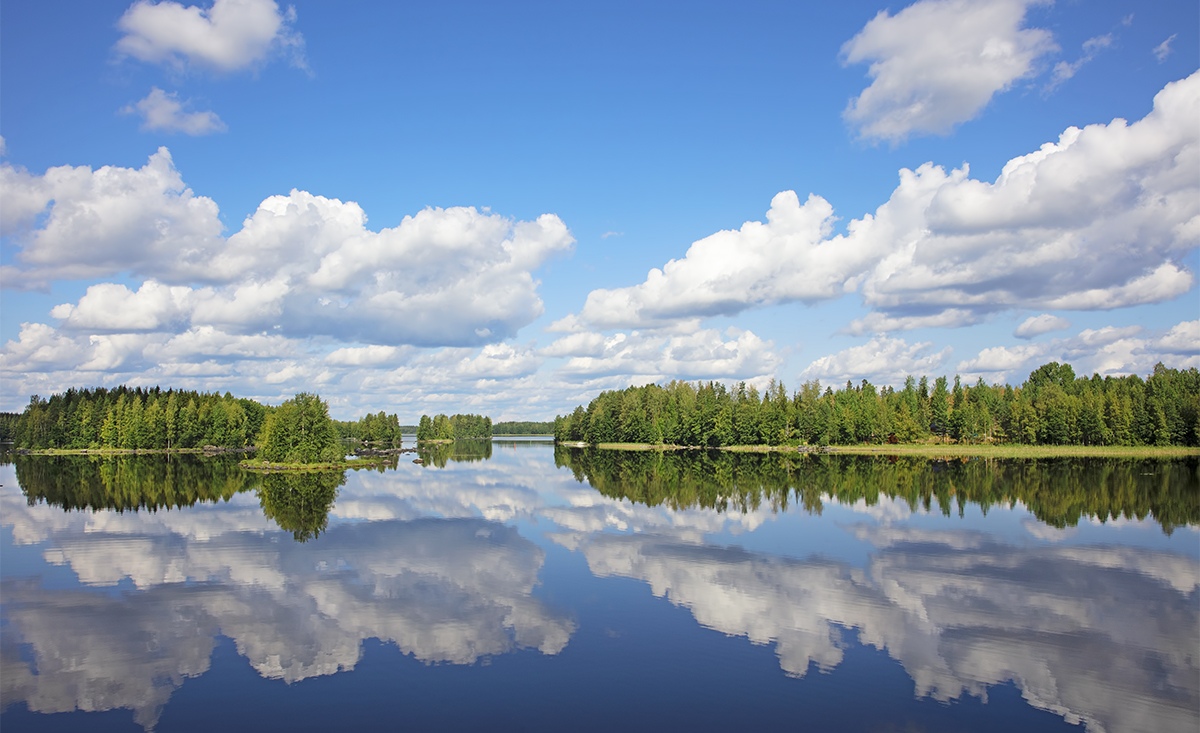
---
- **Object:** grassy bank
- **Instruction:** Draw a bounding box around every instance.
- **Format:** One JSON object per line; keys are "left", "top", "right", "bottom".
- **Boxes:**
{"left": 589, "top": 442, "right": 1200, "bottom": 458}
{"left": 17, "top": 447, "right": 250, "bottom": 456}
{"left": 239, "top": 459, "right": 347, "bottom": 472}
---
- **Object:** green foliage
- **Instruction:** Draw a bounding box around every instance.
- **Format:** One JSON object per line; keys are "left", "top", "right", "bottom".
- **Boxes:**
{"left": 334, "top": 411, "right": 403, "bottom": 444}
{"left": 257, "top": 470, "right": 344, "bottom": 542}
{"left": 9, "top": 386, "right": 261, "bottom": 451}
{"left": 554, "top": 362, "right": 1200, "bottom": 449}
{"left": 415, "top": 439, "right": 494, "bottom": 467}
{"left": 12, "top": 453, "right": 256, "bottom": 511}
{"left": 555, "top": 447, "right": 1200, "bottom": 534}
{"left": 257, "top": 393, "right": 344, "bottom": 464}
{"left": 416, "top": 413, "right": 492, "bottom": 441}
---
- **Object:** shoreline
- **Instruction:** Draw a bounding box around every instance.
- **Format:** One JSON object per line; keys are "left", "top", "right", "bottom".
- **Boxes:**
{"left": 581, "top": 442, "right": 1200, "bottom": 459}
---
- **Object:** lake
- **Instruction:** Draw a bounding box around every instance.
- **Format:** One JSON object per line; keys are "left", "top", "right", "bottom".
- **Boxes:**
{"left": 2, "top": 441, "right": 1197, "bottom": 732}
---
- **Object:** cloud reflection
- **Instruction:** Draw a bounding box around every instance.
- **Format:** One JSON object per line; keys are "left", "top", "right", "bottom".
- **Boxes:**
{"left": 1, "top": 516, "right": 573, "bottom": 729}
{"left": 563, "top": 527, "right": 1199, "bottom": 733}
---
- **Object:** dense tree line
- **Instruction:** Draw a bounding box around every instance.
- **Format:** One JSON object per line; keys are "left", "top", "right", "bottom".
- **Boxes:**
{"left": 555, "top": 447, "right": 1200, "bottom": 534}
{"left": 6, "top": 386, "right": 363, "bottom": 465}
{"left": 0, "top": 412, "right": 18, "bottom": 442}
{"left": 9, "top": 386, "right": 268, "bottom": 451}
{"left": 553, "top": 362, "right": 1200, "bottom": 448}
{"left": 416, "top": 413, "right": 493, "bottom": 441}
{"left": 334, "top": 411, "right": 403, "bottom": 444}
{"left": 492, "top": 421, "right": 555, "bottom": 435}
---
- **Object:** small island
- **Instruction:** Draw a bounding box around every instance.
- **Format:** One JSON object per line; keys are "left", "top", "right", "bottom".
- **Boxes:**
{"left": 239, "top": 392, "right": 346, "bottom": 471}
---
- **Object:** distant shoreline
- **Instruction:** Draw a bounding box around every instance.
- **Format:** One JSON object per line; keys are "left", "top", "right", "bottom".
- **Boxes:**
{"left": 10, "top": 443, "right": 1198, "bottom": 460}
{"left": 574, "top": 442, "right": 1200, "bottom": 459}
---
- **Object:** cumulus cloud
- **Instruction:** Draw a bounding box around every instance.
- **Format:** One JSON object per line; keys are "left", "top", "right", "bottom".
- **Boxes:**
{"left": 1014, "top": 313, "right": 1070, "bottom": 338}
{"left": 800, "top": 335, "right": 950, "bottom": 386}
{"left": 1156, "top": 320, "right": 1200, "bottom": 355}
{"left": 575, "top": 191, "right": 868, "bottom": 329}
{"left": 553, "top": 327, "right": 782, "bottom": 381}
{"left": 0, "top": 148, "right": 223, "bottom": 284}
{"left": 122, "top": 87, "right": 226, "bottom": 135}
{"left": 842, "top": 0, "right": 1057, "bottom": 142}
{"left": 956, "top": 318, "right": 1199, "bottom": 383}
{"left": 51, "top": 281, "right": 194, "bottom": 332}
{"left": 1, "top": 151, "right": 574, "bottom": 348}
{"left": 116, "top": 0, "right": 305, "bottom": 72}
{"left": 565, "top": 72, "right": 1200, "bottom": 335}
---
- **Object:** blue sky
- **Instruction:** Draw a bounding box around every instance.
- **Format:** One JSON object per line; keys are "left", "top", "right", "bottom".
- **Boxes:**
{"left": 1, "top": 0, "right": 1197, "bottom": 420}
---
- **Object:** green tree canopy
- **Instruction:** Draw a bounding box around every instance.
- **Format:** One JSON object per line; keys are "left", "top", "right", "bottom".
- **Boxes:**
{"left": 257, "top": 393, "right": 343, "bottom": 464}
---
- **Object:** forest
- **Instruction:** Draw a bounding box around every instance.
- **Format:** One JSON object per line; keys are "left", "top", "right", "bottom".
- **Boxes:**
{"left": 553, "top": 362, "right": 1200, "bottom": 448}
{"left": 415, "top": 413, "right": 493, "bottom": 441}
{"left": 2, "top": 387, "right": 395, "bottom": 463}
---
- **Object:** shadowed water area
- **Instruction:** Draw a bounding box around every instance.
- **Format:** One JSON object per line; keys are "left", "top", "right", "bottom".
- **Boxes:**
{"left": 1, "top": 441, "right": 1197, "bottom": 732}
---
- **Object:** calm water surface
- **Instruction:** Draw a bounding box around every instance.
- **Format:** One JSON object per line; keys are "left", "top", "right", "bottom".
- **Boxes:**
{"left": 1, "top": 441, "right": 1197, "bottom": 732}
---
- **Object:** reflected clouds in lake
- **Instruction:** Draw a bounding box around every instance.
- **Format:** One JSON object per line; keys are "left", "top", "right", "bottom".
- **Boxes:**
{"left": 1, "top": 453, "right": 1197, "bottom": 733}
{"left": 1, "top": 501, "right": 574, "bottom": 729}
{"left": 558, "top": 525, "right": 1199, "bottom": 733}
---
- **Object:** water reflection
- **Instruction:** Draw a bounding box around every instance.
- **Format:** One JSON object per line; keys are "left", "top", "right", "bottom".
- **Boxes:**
{"left": 416, "top": 439, "right": 493, "bottom": 467}
{"left": 1, "top": 514, "right": 573, "bottom": 729}
{"left": 257, "top": 471, "right": 344, "bottom": 542}
{"left": 1, "top": 447, "right": 1196, "bottom": 733}
{"left": 556, "top": 447, "right": 1200, "bottom": 534}
{"left": 12, "top": 453, "right": 256, "bottom": 512}
{"left": 559, "top": 526, "right": 1198, "bottom": 733}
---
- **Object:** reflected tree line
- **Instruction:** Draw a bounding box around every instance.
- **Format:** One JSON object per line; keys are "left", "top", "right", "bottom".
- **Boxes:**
{"left": 415, "top": 440, "right": 494, "bottom": 467}
{"left": 9, "top": 454, "right": 256, "bottom": 512}
{"left": 554, "top": 447, "right": 1200, "bottom": 534}
{"left": 553, "top": 362, "right": 1200, "bottom": 447}
{"left": 9, "top": 447, "right": 1197, "bottom": 539}
{"left": 9, "top": 454, "right": 343, "bottom": 542}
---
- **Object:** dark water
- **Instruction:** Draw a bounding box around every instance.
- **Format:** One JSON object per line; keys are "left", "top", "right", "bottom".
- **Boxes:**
{"left": 1, "top": 443, "right": 1197, "bottom": 732}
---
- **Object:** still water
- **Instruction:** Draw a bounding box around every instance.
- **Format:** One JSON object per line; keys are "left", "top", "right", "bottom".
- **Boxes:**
{"left": 1, "top": 441, "right": 1197, "bottom": 732}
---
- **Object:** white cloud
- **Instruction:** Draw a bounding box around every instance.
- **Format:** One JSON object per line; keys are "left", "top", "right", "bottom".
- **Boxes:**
{"left": 1153, "top": 34, "right": 1177, "bottom": 63}
{"left": 557, "top": 327, "right": 782, "bottom": 381}
{"left": 51, "top": 281, "right": 194, "bottom": 332}
{"left": 860, "top": 71, "right": 1200, "bottom": 323}
{"left": 846, "top": 309, "right": 981, "bottom": 335}
{"left": 1156, "top": 320, "right": 1200, "bottom": 355}
{"left": 956, "top": 343, "right": 1048, "bottom": 376}
{"left": 1045, "top": 33, "right": 1114, "bottom": 93}
{"left": 0, "top": 323, "right": 90, "bottom": 372}
{"left": 565, "top": 72, "right": 1200, "bottom": 335}
{"left": 800, "top": 336, "right": 950, "bottom": 386}
{"left": 324, "top": 345, "right": 407, "bottom": 367}
{"left": 1014, "top": 313, "right": 1070, "bottom": 338}
{"left": 575, "top": 191, "right": 865, "bottom": 329}
{"left": 842, "top": 0, "right": 1057, "bottom": 142}
{"left": 0, "top": 148, "right": 223, "bottom": 285}
{"left": 122, "top": 87, "right": 227, "bottom": 135}
{"left": 116, "top": 0, "right": 305, "bottom": 72}
{"left": 2, "top": 153, "right": 574, "bottom": 348}
{"left": 957, "top": 319, "right": 1200, "bottom": 383}
{"left": 453, "top": 343, "right": 542, "bottom": 380}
